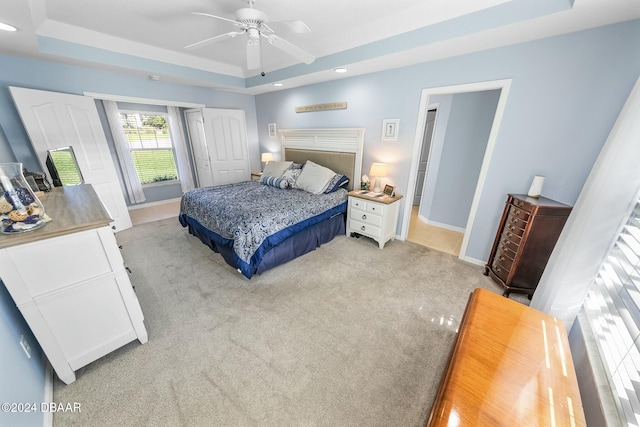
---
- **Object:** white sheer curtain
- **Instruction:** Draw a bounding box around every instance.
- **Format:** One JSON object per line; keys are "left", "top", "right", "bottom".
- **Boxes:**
{"left": 103, "top": 100, "right": 146, "bottom": 203}
{"left": 167, "top": 106, "right": 195, "bottom": 193}
{"left": 531, "top": 76, "right": 640, "bottom": 331}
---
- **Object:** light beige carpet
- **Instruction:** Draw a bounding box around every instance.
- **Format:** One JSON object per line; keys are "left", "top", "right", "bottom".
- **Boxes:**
{"left": 52, "top": 217, "right": 526, "bottom": 427}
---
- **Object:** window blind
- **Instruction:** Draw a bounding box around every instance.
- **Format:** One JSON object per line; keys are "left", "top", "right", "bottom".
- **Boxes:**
{"left": 583, "top": 196, "right": 640, "bottom": 426}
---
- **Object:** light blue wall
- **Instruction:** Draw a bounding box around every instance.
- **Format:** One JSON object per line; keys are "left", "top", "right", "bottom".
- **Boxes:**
{"left": 255, "top": 19, "right": 640, "bottom": 262}
{"left": 0, "top": 55, "right": 261, "bottom": 181}
{"left": 0, "top": 283, "right": 47, "bottom": 427}
{"left": 428, "top": 90, "right": 501, "bottom": 229}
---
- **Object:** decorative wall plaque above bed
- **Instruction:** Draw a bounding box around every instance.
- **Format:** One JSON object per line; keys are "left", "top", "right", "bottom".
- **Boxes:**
{"left": 294, "top": 102, "right": 348, "bottom": 113}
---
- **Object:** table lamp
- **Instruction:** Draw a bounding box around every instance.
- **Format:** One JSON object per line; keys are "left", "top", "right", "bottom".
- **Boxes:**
{"left": 261, "top": 152, "right": 274, "bottom": 170}
{"left": 369, "top": 163, "right": 388, "bottom": 192}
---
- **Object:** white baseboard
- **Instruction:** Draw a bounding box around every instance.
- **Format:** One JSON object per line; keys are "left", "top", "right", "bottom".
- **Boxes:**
{"left": 417, "top": 213, "right": 466, "bottom": 234}
{"left": 128, "top": 197, "right": 181, "bottom": 211}
{"left": 461, "top": 255, "right": 486, "bottom": 266}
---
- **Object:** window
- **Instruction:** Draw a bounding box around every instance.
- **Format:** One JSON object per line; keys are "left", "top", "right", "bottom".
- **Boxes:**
{"left": 583, "top": 195, "right": 640, "bottom": 426}
{"left": 119, "top": 111, "right": 178, "bottom": 185}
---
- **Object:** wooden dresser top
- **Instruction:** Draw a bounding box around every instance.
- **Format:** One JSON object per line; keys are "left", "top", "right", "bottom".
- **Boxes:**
{"left": 0, "top": 184, "right": 112, "bottom": 249}
{"left": 427, "top": 288, "right": 585, "bottom": 426}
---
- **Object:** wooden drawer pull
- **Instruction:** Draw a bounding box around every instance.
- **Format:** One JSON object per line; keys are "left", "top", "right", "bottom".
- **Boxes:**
{"left": 499, "top": 256, "right": 505, "bottom": 262}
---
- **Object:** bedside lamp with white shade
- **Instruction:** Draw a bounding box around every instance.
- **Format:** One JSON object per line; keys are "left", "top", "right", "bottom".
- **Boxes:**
{"left": 369, "top": 162, "right": 388, "bottom": 192}
{"left": 261, "top": 152, "right": 274, "bottom": 171}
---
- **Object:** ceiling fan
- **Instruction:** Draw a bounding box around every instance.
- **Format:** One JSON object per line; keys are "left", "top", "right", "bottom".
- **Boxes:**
{"left": 185, "top": 0, "right": 315, "bottom": 71}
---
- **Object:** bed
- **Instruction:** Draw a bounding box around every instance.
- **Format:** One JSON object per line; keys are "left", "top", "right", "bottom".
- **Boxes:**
{"left": 179, "top": 128, "right": 365, "bottom": 278}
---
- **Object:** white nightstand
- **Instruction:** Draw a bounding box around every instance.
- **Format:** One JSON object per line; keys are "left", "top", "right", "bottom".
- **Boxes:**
{"left": 347, "top": 190, "right": 403, "bottom": 249}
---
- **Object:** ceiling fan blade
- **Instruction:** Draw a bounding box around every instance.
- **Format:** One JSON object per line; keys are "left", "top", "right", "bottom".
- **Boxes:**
{"left": 268, "top": 20, "right": 311, "bottom": 34}
{"left": 246, "top": 39, "right": 261, "bottom": 70}
{"left": 185, "top": 31, "right": 243, "bottom": 50}
{"left": 266, "top": 34, "right": 315, "bottom": 64}
{"left": 191, "top": 12, "right": 240, "bottom": 27}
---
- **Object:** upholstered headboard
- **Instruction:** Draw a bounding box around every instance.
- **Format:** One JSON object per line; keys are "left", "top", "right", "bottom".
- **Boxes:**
{"left": 280, "top": 128, "right": 365, "bottom": 191}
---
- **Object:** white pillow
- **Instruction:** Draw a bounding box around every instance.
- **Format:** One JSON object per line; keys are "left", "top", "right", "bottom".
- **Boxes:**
{"left": 262, "top": 161, "right": 293, "bottom": 178}
{"left": 294, "top": 161, "right": 337, "bottom": 194}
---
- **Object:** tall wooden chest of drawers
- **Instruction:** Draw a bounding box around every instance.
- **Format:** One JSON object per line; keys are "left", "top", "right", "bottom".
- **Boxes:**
{"left": 484, "top": 194, "right": 572, "bottom": 298}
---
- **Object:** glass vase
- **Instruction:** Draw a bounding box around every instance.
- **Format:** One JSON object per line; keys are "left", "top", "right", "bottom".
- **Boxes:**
{"left": 0, "top": 163, "right": 47, "bottom": 234}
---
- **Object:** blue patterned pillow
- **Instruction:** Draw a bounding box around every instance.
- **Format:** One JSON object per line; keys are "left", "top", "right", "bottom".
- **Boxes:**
{"left": 281, "top": 168, "right": 302, "bottom": 188}
{"left": 261, "top": 175, "right": 289, "bottom": 189}
{"left": 323, "top": 174, "right": 349, "bottom": 193}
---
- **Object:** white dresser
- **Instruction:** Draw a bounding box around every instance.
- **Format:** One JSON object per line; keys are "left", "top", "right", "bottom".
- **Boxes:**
{"left": 0, "top": 184, "right": 147, "bottom": 384}
{"left": 347, "top": 191, "right": 403, "bottom": 249}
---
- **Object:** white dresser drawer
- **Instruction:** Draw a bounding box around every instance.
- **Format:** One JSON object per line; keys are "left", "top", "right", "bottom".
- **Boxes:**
{"left": 349, "top": 219, "right": 382, "bottom": 239}
{"left": 349, "top": 207, "right": 383, "bottom": 227}
{"left": 366, "top": 203, "right": 385, "bottom": 215}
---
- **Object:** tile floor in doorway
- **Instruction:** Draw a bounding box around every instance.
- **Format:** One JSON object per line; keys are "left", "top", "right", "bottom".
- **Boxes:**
{"left": 407, "top": 206, "right": 463, "bottom": 256}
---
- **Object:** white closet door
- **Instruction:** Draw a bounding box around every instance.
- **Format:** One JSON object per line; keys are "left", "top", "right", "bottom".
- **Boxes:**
{"left": 201, "top": 108, "right": 250, "bottom": 185}
{"left": 9, "top": 86, "right": 132, "bottom": 231}
{"left": 184, "top": 109, "right": 214, "bottom": 188}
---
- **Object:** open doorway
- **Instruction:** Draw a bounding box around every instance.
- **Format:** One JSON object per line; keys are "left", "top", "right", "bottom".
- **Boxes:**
{"left": 401, "top": 79, "right": 512, "bottom": 262}
{"left": 406, "top": 107, "right": 464, "bottom": 256}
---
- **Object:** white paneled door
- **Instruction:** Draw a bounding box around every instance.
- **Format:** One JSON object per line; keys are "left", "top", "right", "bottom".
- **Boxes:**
{"left": 10, "top": 87, "right": 132, "bottom": 231}
{"left": 186, "top": 108, "right": 250, "bottom": 187}
{"left": 184, "top": 109, "right": 214, "bottom": 188}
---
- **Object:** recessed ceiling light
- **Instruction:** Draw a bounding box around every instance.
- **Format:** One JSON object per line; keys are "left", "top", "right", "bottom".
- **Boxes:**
{"left": 334, "top": 68, "right": 347, "bottom": 73}
{"left": 273, "top": 83, "right": 283, "bottom": 87}
{"left": 0, "top": 22, "right": 18, "bottom": 32}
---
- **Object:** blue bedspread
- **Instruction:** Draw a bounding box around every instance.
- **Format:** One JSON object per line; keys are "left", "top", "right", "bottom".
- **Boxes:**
{"left": 178, "top": 181, "right": 347, "bottom": 278}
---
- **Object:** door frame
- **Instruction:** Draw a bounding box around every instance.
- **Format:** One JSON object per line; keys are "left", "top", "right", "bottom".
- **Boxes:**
{"left": 401, "top": 79, "right": 512, "bottom": 262}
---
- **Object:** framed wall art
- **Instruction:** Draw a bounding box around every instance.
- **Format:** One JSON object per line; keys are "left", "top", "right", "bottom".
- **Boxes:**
{"left": 268, "top": 123, "right": 277, "bottom": 137}
{"left": 382, "top": 119, "right": 399, "bottom": 141}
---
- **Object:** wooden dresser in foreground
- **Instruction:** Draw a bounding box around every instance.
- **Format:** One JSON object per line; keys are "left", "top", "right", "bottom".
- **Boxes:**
{"left": 0, "top": 184, "right": 147, "bottom": 384}
{"left": 484, "top": 194, "right": 572, "bottom": 297}
{"left": 426, "top": 289, "right": 585, "bottom": 426}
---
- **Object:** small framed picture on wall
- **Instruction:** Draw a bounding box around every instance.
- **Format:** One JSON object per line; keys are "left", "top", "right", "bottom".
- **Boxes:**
{"left": 382, "top": 119, "right": 399, "bottom": 141}
{"left": 268, "top": 123, "right": 277, "bottom": 137}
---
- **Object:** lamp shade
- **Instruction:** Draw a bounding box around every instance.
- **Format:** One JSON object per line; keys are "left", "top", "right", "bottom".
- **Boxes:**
{"left": 369, "top": 163, "right": 388, "bottom": 178}
{"left": 261, "top": 152, "right": 274, "bottom": 163}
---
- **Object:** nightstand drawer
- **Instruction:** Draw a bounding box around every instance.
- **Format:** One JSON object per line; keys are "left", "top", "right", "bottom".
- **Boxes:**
{"left": 349, "top": 208, "right": 382, "bottom": 227}
{"left": 349, "top": 219, "right": 382, "bottom": 239}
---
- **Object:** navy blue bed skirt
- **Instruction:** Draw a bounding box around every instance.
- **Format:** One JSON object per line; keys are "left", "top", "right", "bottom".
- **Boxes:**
{"left": 179, "top": 209, "right": 346, "bottom": 279}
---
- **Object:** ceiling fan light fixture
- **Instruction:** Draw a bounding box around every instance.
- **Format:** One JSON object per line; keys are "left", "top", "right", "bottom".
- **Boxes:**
{"left": 187, "top": 2, "right": 315, "bottom": 69}
{"left": 247, "top": 27, "right": 260, "bottom": 40}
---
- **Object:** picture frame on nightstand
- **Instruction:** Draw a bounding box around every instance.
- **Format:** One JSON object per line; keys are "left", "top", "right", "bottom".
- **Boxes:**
{"left": 383, "top": 184, "right": 395, "bottom": 197}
